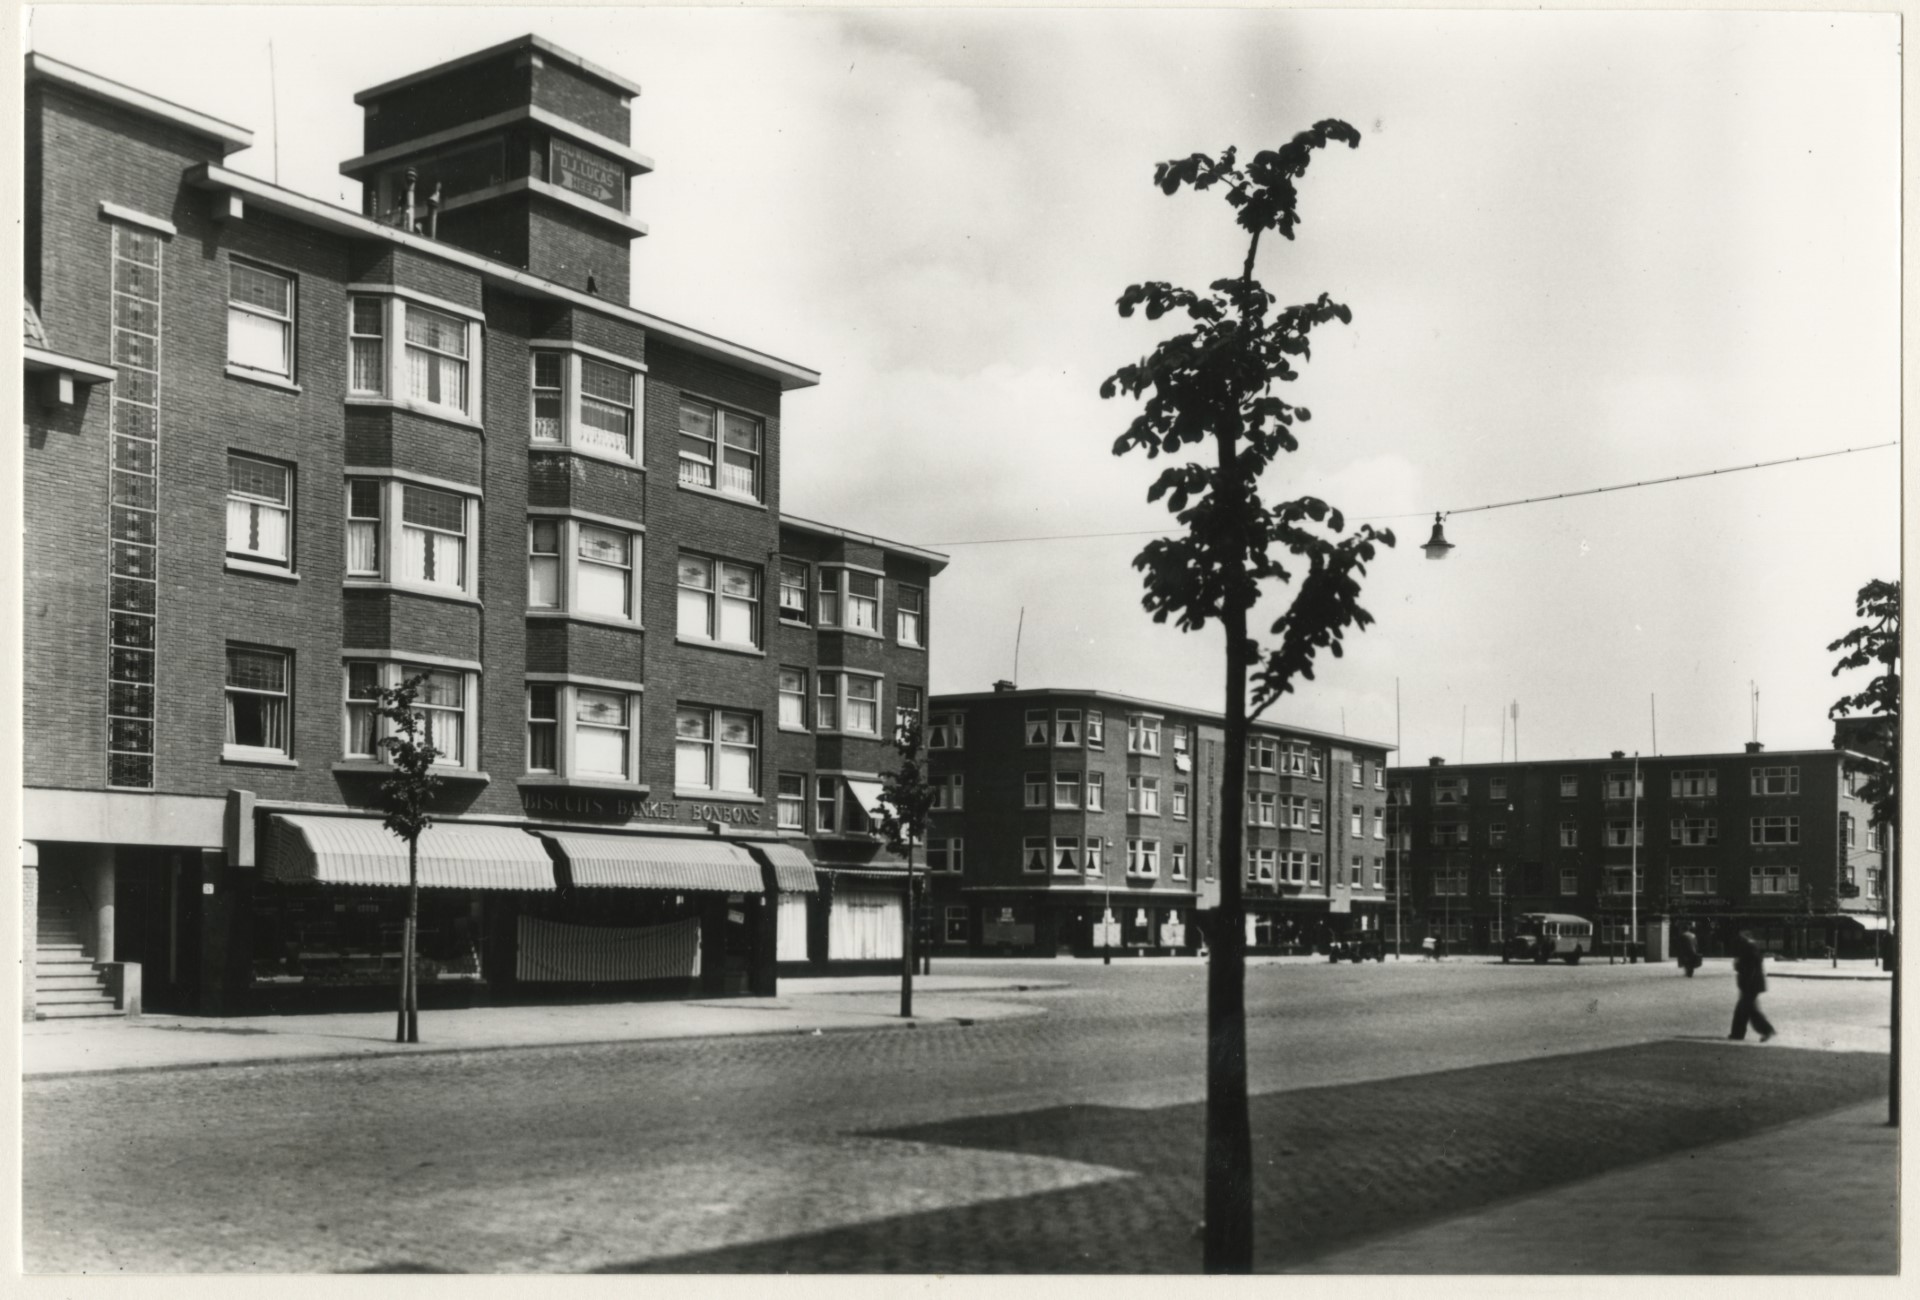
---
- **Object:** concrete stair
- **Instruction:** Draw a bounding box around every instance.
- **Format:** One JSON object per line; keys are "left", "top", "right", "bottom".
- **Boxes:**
{"left": 34, "top": 892, "right": 119, "bottom": 1020}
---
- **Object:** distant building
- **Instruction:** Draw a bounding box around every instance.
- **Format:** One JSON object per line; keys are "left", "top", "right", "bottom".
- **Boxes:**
{"left": 1386, "top": 731, "right": 1889, "bottom": 958}
{"left": 923, "top": 685, "right": 1394, "bottom": 956}
{"left": 21, "top": 36, "right": 944, "bottom": 1018}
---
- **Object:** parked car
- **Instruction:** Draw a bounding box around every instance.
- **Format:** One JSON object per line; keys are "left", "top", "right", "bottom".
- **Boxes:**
{"left": 1503, "top": 912, "right": 1593, "bottom": 965}
{"left": 1327, "top": 932, "right": 1387, "bottom": 963}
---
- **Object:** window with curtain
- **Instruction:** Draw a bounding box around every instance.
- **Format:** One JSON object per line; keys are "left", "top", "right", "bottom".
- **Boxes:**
{"left": 342, "top": 662, "right": 472, "bottom": 768}
{"left": 401, "top": 484, "right": 468, "bottom": 590}
{"left": 574, "top": 689, "right": 630, "bottom": 779}
{"left": 228, "top": 261, "right": 294, "bottom": 377}
{"left": 404, "top": 304, "right": 469, "bottom": 412}
{"left": 579, "top": 358, "right": 635, "bottom": 458}
{"left": 413, "top": 669, "right": 467, "bottom": 766}
{"left": 576, "top": 525, "right": 632, "bottom": 619}
{"left": 675, "top": 706, "right": 757, "bottom": 794}
{"left": 896, "top": 584, "right": 925, "bottom": 646}
{"left": 528, "top": 520, "right": 561, "bottom": 608}
{"left": 677, "top": 399, "right": 716, "bottom": 489}
{"left": 348, "top": 296, "right": 386, "bottom": 395}
{"left": 778, "top": 668, "right": 807, "bottom": 729}
{"left": 720, "top": 409, "right": 761, "bottom": 498}
{"left": 676, "top": 554, "right": 759, "bottom": 647}
{"left": 225, "top": 646, "right": 290, "bottom": 756}
{"left": 345, "top": 480, "right": 382, "bottom": 576}
{"left": 779, "top": 559, "right": 809, "bottom": 622}
{"left": 527, "top": 684, "right": 558, "bottom": 772}
{"left": 226, "top": 454, "right": 291, "bottom": 567}
{"left": 531, "top": 352, "right": 564, "bottom": 441}
{"left": 846, "top": 571, "right": 880, "bottom": 632}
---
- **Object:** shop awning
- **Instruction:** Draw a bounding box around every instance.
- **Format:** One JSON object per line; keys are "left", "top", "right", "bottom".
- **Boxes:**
{"left": 264, "top": 815, "right": 557, "bottom": 891}
{"left": 1848, "top": 914, "right": 1890, "bottom": 931}
{"left": 846, "top": 779, "right": 889, "bottom": 821}
{"left": 540, "top": 831, "right": 764, "bottom": 893}
{"left": 746, "top": 841, "right": 820, "bottom": 893}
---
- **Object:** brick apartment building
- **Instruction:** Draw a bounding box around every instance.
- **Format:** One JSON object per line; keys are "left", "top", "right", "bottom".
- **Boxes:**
{"left": 1385, "top": 733, "right": 1891, "bottom": 959}
{"left": 921, "top": 686, "right": 1395, "bottom": 956}
{"left": 21, "top": 36, "right": 945, "bottom": 1018}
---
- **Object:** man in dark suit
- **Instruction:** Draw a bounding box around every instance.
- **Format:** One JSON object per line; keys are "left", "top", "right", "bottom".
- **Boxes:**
{"left": 1676, "top": 926, "right": 1701, "bottom": 976}
{"left": 1730, "top": 930, "right": 1776, "bottom": 1042}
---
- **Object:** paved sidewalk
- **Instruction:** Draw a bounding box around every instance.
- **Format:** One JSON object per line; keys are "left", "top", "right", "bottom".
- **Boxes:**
{"left": 1294, "top": 1093, "right": 1898, "bottom": 1274}
{"left": 21, "top": 973, "right": 1066, "bottom": 1078}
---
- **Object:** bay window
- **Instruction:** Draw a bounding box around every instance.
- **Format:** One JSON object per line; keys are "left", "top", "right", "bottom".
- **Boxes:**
{"left": 227, "top": 260, "right": 294, "bottom": 379}
{"left": 529, "top": 348, "right": 642, "bottom": 460}
{"left": 1053, "top": 837, "right": 1080, "bottom": 874}
{"left": 1083, "top": 841, "right": 1103, "bottom": 877}
{"left": 226, "top": 453, "right": 293, "bottom": 569}
{"left": 528, "top": 517, "right": 639, "bottom": 621}
{"left": 817, "top": 672, "right": 881, "bottom": 735}
{"left": 1055, "top": 771, "right": 1082, "bottom": 808}
{"left": 1248, "top": 848, "right": 1276, "bottom": 883}
{"left": 225, "top": 645, "right": 290, "bottom": 760}
{"left": 1171, "top": 843, "right": 1189, "bottom": 880}
{"left": 1025, "top": 772, "right": 1049, "bottom": 808}
{"left": 1086, "top": 710, "right": 1105, "bottom": 747}
{"left": 525, "top": 681, "right": 640, "bottom": 782}
{"left": 778, "top": 668, "right": 808, "bottom": 730}
{"left": 1086, "top": 772, "right": 1105, "bottom": 811}
{"left": 1127, "top": 839, "right": 1160, "bottom": 878}
{"left": 677, "top": 554, "right": 760, "bottom": 648}
{"left": 344, "top": 659, "right": 476, "bottom": 769}
{"left": 816, "top": 569, "right": 841, "bottom": 624}
{"left": 778, "top": 559, "right": 809, "bottom": 623}
{"left": 345, "top": 293, "right": 483, "bottom": 421}
{"left": 1127, "top": 714, "right": 1161, "bottom": 755}
{"left": 677, "top": 396, "right": 762, "bottom": 499}
{"left": 1053, "top": 709, "right": 1082, "bottom": 747}
{"left": 344, "top": 478, "right": 477, "bottom": 596}
{"left": 674, "top": 706, "right": 758, "bottom": 795}
{"left": 1024, "top": 837, "right": 1049, "bottom": 873}
{"left": 846, "top": 571, "right": 881, "bottom": 632}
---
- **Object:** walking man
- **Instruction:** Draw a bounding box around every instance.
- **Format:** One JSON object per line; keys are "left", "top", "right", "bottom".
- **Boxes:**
{"left": 1729, "top": 930, "right": 1776, "bottom": 1042}
{"left": 1676, "top": 926, "right": 1701, "bottom": 977}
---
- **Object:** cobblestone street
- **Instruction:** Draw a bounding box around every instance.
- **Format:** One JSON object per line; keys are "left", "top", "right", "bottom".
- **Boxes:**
{"left": 24, "top": 959, "right": 1894, "bottom": 1273}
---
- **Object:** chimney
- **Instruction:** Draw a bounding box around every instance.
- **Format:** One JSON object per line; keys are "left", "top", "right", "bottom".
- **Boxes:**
{"left": 1611, "top": 750, "right": 1625, "bottom": 760}
{"left": 1428, "top": 756, "right": 1445, "bottom": 767}
{"left": 1745, "top": 741, "right": 1765, "bottom": 754}
{"left": 992, "top": 680, "right": 1017, "bottom": 693}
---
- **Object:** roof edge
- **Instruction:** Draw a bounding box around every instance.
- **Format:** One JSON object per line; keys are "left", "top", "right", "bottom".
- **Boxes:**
{"left": 926, "top": 686, "right": 1395, "bottom": 750}
{"left": 353, "top": 33, "right": 642, "bottom": 105}
{"left": 780, "top": 514, "right": 951, "bottom": 573}
{"left": 27, "top": 52, "right": 254, "bottom": 153}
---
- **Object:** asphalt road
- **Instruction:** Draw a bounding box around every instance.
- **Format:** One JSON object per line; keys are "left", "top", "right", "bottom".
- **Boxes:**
{"left": 23, "top": 958, "right": 1891, "bottom": 1273}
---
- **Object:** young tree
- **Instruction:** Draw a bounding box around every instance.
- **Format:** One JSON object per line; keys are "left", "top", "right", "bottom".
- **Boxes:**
{"left": 370, "top": 672, "right": 444, "bottom": 1044}
{"left": 1101, "top": 124, "right": 1392, "bottom": 1272}
{"left": 878, "top": 718, "right": 939, "bottom": 1017}
{"left": 1829, "top": 577, "right": 1899, "bottom": 1124}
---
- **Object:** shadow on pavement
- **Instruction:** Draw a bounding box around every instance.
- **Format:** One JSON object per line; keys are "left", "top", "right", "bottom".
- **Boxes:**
{"left": 598, "top": 1040, "right": 1888, "bottom": 1274}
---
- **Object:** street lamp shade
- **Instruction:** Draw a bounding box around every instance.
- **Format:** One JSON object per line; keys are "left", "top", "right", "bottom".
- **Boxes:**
{"left": 1422, "top": 513, "right": 1455, "bottom": 560}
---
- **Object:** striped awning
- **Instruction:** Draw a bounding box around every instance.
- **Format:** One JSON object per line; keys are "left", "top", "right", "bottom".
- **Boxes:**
{"left": 845, "top": 779, "right": 889, "bottom": 821}
{"left": 540, "top": 831, "right": 765, "bottom": 893}
{"left": 745, "top": 841, "right": 820, "bottom": 893}
{"left": 264, "top": 815, "right": 557, "bottom": 891}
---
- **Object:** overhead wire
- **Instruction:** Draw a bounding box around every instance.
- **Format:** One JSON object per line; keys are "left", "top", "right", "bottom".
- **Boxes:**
{"left": 922, "top": 440, "right": 1898, "bottom": 548}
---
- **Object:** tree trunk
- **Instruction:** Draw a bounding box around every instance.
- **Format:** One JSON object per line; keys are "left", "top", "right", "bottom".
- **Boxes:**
{"left": 900, "top": 853, "right": 916, "bottom": 1018}
{"left": 1889, "top": 824, "right": 1899, "bottom": 1126}
{"left": 405, "top": 838, "right": 420, "bottom": 1043}
{"left": 1205, "top": 525, "right": 1255, "bottom": 1272}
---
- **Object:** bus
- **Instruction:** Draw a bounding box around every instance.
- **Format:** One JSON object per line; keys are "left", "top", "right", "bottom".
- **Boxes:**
{"left": 1503, "top": 913, "right": 1593, "bottom": 965}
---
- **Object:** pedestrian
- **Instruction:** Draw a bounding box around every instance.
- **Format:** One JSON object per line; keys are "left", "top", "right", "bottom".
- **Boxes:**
{"left": 1729, "top": 930, "right": 1776, "bottom": 1042}
{"left": 1676, "top": 927, "right": 1700, "bottom": 977}
{"left": 1420, "top": 934, "right": 1437, "bottom": 961}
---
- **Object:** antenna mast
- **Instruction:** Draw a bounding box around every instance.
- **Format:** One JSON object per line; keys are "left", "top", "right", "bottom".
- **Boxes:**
{"left": 1012, "top": 606, "right": 1025, "bottom": 686}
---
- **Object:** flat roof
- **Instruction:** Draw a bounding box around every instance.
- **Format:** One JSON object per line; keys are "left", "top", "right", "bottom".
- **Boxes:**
{"left": 26, "top": 52, "right": 254, "bottom": 154}
{"left": 1389, "top": 747, "right": 1861, "bottom": 772}
{"left": 355, "top": 34, "right": 643, "bottom": 104}
{"left": 928, "top": 686, "right": 1394, "bottom": 751}
{"left": 780, "top": 515, "right": 950, "bottom": 573}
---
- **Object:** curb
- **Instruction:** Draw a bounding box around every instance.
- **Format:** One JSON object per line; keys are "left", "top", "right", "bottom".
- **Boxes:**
{"left": 24, "top": 1010, "right": 987, "bottom": 1082}
{"left": 1769, "top": 972, "right": 1893, "bottom": 982}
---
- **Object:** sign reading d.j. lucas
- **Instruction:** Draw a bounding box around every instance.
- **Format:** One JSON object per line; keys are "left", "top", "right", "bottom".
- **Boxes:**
{"left": 521, "top": 788, "right": 761, "bottom": 826}
{"left": 550, "top": 139, "right": 624, "bottom": 209}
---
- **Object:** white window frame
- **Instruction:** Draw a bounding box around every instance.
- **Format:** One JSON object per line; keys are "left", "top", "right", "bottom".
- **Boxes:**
{"left": 895, "top": 684, "right": 923, "bottom": 741}
{"left": 778, "top": 667, "right": 809, "bottom": 731}
{"left": 676, "top": 552, "right": 761, "bottom": 649}
{"left": 1558, "top": 868, "right": 1578, "bottom": 895}
{"left": 1053, "top": 709, "right": 1083, "bottom": 748}
{"left": 227, "top": 258, "right": 295, "bottom": 380}
{"left": 343, "top": 477, "right": 479, "bottom": 597}
{"left": 1025, "top": 709, "right": 1050, "bottom": 747}
{"left": 1430, "top": 822, "right": 1466, "bottom": 847}
{"left": 1025, "top": 771, "right": 1050, "bottom": 808}
{"left": 1248, "top": 738, "right": 1277, "bottom": 772}
{"left": 1083, "top": 840, "right": 1104, "bottom": 877}
{"left": 817, "top": 671, "right": 882, "bottom": 736}
{"left": 927, "top": 712, "right": 965, "bottom": 749}
{"left": 1309, "top": 798, "right": 1324, "bottom": 831}
{"left": 897, "top": 584, "right": 926, "bottom": 648}
{"left": 1283, "top": 796, "right": 1306, "bottom": 830}
{"left": 1023, "top": 837, "right": 1049, "bottom": 874}
{"left": 528, "top": 346, "right": 643, "bottom": 463}
{"left": 1374, "top": 765, "right": 1385, "bottom": 791}
{"left": 677, "top": 394, "right": 763, "bottom": 501}
{"left": 1488, "top": 778, "right": 1508, "bottom": 800}
{"left": 224, "top": 644, "right": 292, "bottom": 761}
{"left": 776, "top": 772, "right": 807, "bottom": 830}
{"left": 1751, "top": 815, "right": 1801, "bottom": 846}
{"left": 226, "top": 452, "right": 294, "bottom": 570}
{"left": 1372, "top": 808, "right": 1385, "bottom": 840}
{"left": 1749, "top": 865, "right": 1800, "bottom": 896}
{"left": 928, "top": 838, "right": 964, "bottom": 874}
{"left": 1559, "top": 775, "right": 1579, "bottom": 798}
{"left": 343, "top": 658, "right": 478, "bottom": 771}
{"left": 1604, "top": 819, "right": 1645, "bottom": 849}
{"left": 1127, "top": 714, "right": 1162, "bottom": 756}
{"left": 344, "top": 292, "right": 484, "bottom": 423}
{"left": 778, "top": 558, "right": 810, "bottom": 625}
{"left": 1086, "top": 710, "right": 1105, "bottom": 748}
{"left": 1672, "top": 769, "right": 1718, "bottom": 798}
{"left": 1351, "top": 760, "right": 1364, "bottom": 788}
{"left": 1172, "top": 782, "right": 1189, "bottom": 820}
{"left": 1604, "top": 772, "right": 1644, "bottom": 800}
{"left": 1171, "top": 843, "right": 1189, "bottom": 881}
{"left": 932, "top": 772, "right": 965, "bottom": 811}
{"left": 1432, "top": 777, "right": 1466, "bottom": 805}
{"left": 1127, "top": 838, "right": 1160, "bottom": 879}
{"left": 528, "top": 515, "right": 640, "bottom": 624}
{"left": 1248, "top": 848, "right": 1276, "bottom": 883}
{"left": 525, "top": 681, "right": 642, "bottom": 783}
{"left": 674, "top": 705, "right": 759, "bottom": 797}
{"left": 1489, "top": 821, "right": 1508, "bottom": 847}
{"left": 1350, "top": 807, "right": 1364, "bottom": 836}
{"left": 1559, "top": 821, "right": 1578, "bottom": 847}
{"left": 1054, "top": 771, "right": 1083, "bottom": 809}
{"left": 1671, "top": 817, "right": 1719, "bottom": 847}
{"left": 1052, "top": 837, "right": 1080, "bottom": 875}
{"left": 1129, "top": 775, "right": 1160, "bottom": 815}
{"left": 1086, "top": 772, "right": 1105, "bottom": 812}
{"left": 1750, "top": 766, "right": 1801, "bottom": 796}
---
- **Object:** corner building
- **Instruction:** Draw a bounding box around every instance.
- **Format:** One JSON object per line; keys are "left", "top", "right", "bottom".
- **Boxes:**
{"left": 1386, "top": 733, "right": 1891, "bottom": 959}
{"left": 923, "top": 687, "right": 1394, "bottom": 956}
{"left": 21, "top": 37, "right": 943, "bottom": 1019}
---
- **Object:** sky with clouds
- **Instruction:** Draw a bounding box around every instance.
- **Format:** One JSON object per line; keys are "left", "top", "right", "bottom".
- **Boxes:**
{"left": 23, "top": 5, "right": 1902, "bottom": 763}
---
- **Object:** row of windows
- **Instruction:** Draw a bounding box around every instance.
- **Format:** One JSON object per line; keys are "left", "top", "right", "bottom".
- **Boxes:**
{"left": 225, "top": 646, "right": 919, "bottom": 797}
{"left": 1426, "top": 865, "right": 1848, "bottom": 898}
{"left": 1021, "top": 837, "right": 1190, "bottom": 880}
{"left": 1023, "top": 709, "right": 1179, "bottom": 754}
{"left": 775, "top": 560, "right": 924, "bottom": 644}
{"left": 1417, "top": 766, "right": 1806, "bottom": 804}
{"left": 224, "top": 458, "right": 928, "bottom": 644}
{"left": 1429, "top": 816, "right": 1806, "bottom": 848}
{"left": 228, "top": 265, "right": 771, "bottom": 490}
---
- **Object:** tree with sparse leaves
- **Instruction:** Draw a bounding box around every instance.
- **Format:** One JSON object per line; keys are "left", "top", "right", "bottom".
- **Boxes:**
{"left": 1101, "top": 123, "right": 1391, "bottom": 1272}
{"left": 878, "top": 718, "right": 939, "bottom": 1018}
{"left": 1829, "top": 577, "right": 1899, "bottom": 1125}
{"left": 370, "top": 672, "right": 443, "bottom": 1044}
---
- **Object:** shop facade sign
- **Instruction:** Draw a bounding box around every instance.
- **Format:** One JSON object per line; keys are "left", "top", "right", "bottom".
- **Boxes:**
{"left": 520, "top": 788, "right": 762, "bottom": 826}
{"left": 550, "top": 138, "right": 624, "bottom": 208}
